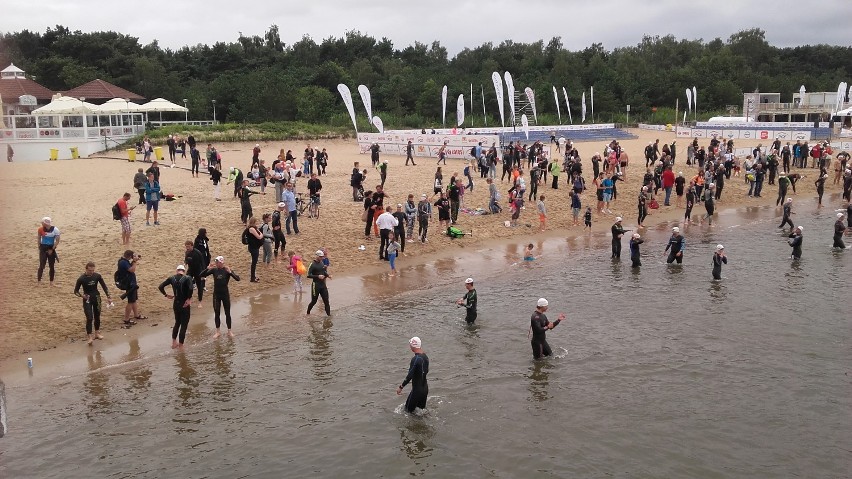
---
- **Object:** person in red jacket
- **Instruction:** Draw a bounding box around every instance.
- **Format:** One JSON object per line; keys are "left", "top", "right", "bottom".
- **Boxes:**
{"left": 662, "top": 167, "right": 676, "bottom": 206}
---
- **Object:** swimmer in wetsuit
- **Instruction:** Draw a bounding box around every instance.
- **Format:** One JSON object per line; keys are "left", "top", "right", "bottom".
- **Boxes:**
{"left": 834, "top": 213, "right": 847, "bottom": 249}
{"left": 201, "top": 256, "right": 240, "bottom": 338}
{"left": 74, "top": 261, "right": 112, "bottom": 345}
{"left": 158, "top": 264, "right": 194, "bottom": 349}
{"left": 456, "top": 278, "right": 478, "bottom": 324}
{"left": 664, "top": 226, "right": 685, "bottom": 264}
{"left": 712, "top": 244, "right": 727, "bottom": 280}
{"left": 629, "top": 233, "right": 643, "bottom": 268}
{"left": 529, "top": 298, "right": 566, "bottom": 360}
{"left": 306, "top": 250, "right": 332, "bottom": 316}
{"left": 397, "top": 337, "right": 429, "bottom": 413}
{"left": 788, "top": 226, "right": 804, "bottom": 259}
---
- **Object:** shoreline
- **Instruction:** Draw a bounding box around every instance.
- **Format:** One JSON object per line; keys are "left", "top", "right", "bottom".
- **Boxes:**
{"left": 0, "top": 130, "right": 842, "bottom": 369}
{"left": 0, "top": 195, "right": 787, "bottom": 385}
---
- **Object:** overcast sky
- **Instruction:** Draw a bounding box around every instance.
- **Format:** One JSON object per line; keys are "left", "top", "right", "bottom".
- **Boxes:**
{"left": 4, "top": 0, "right": 851, "bottom": 55}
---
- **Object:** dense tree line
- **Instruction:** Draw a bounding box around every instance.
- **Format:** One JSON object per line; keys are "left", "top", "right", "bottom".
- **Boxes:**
{"left": 1, "top": 26, "right": 849, "bottom": 126}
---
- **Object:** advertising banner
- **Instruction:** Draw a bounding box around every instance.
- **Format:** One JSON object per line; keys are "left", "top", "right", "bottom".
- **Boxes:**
{"left": 357, "top": 133, "right": 500, "bottom": 160}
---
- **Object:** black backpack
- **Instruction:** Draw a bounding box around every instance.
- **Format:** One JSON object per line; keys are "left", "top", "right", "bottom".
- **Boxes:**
{"left": 469, "top": 146, "right": 476, "bottom": 158}
{"left": 114, "top": 259, "right": 128, "bottom": 290}
{"left": 112, "top": 202, "right": 121, "bottom": 220}
{"left": 241, "top": 228, "right": 250, "bottom": 245}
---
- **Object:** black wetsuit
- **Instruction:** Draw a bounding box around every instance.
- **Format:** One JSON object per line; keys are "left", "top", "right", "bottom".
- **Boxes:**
{"left": 201, "top": 267, "right": 240, "bottom": 329}
{"left": 184, "top": 248, "right": 205, "bottom": 302}
{"left": 665, "top": 234, "right": 685, "bottom": 264}
{"left": 158, "top": 274, "right": 194, "bottom": 344}
{"left": 239, "top": 186, "right": 257, "bottom": 224}
{"left": 461, "top": 288, "right": 477, "bottom": 324}
{"left": 306, "top": 260, "right": 331, "bottom": 316}
{"left": 400, "top": 353, "right": 429, "bottom": 413}
{"left": 271, "top": 210, "right": 286, "bottom": 256}
{"left": 834, "top": 220, "right": 847, "bottom": 249}
{"left": 629, "top": 237, "right": 644, "bottom": 268}
{"left": 712, "top": 252, "right": 727, "bottom": 280}
{"left": 788, "top": 233, "right": 803, "bottom": 259}
{"left": 611, "top": 223, "right": 625, "bottom": 259}
{"left": 74, "top": 273, "right": 110, "bottom": 334}
{"left": 530, "top": 310, "right": 560, "bottom": 359}
{"left": 779, "top": 204, "right": 794, "bottom": 229}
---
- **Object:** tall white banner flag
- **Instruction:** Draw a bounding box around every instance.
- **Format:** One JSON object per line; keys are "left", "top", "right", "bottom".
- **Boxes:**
{"left": 504, "top": 71, "right": 516, "bottom": 126}
{"left": 581, "top": 92, "right": 587, "bottom": 122}
{"left": 456, "top": 94, "right": 465, "bottom": 126}
{"left": 357, "top": 85, "right": 372, "bottom": 121}
{"left": 562, "top": 87, "right": 572, "bottom": 124}
{"left": 481, "top": 84, "right": 487, "bottom": 126}
{"left": 799, "top": 85, "right": 806, "bottom": 105}
{"left": 686, "top": 88, "right": 692, "bottom": 112}
{"left": 337, "top": 84, "right": 358, "bottom": 132}
{"left": 590, "top": 86, "right": 594, "bottom": 122}
{"left": 492, "top": 72, "right": 505, "bottom": 128}
{"left": 692, "top": 86, "right": 697, "bottom": 117}
{"left": 524, "top": 87, "right": 537, "bottom": 123}
{"left": 470, "top": 84, "right": 473, "bottom": 124}
{"left": 521, "top": 114, "right": 530, "bottom": 140}
{"left": 372, "top": 115, "right": 384, "bottom": 133}
{"left": 552, "top": 86, "right": 561, "bottom": 124}
{"left": 441, "top": 85, "right": 448, "bottom": 127}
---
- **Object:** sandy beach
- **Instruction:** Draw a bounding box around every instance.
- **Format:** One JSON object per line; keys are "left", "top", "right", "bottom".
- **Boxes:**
{"left": 0, "top": 129, "right": 840, "bottom": 364}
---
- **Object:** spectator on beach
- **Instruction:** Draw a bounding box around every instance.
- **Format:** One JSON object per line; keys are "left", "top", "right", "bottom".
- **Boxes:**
{"left": 417, "top": 193, "right": 432, "bottom": 243}
{"left": 244, "top": 217, "right": 263, "bottom": 283}
{"left": 377, "top": 205, "right": 398, "bottom": 261}
{"left": 117, "top": 192, "right": 135, "bottom": 245}
{"left": 144, "top": 172, "right": 161, "bottom": 226}
{"left": 133, "top": 168, "right": 146, "bottom": 204}
{"left": 282, "top": 182, "right": 299, "bottom": 235}
{"left": 210, "top": 165, "right": 222, "bottom": 201}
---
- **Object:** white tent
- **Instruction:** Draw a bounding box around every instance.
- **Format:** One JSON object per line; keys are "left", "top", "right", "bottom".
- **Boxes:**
{"left": 31, "top": 96, "right": 100, "bottom": 115}
{"left": 138, "top": 98, "right": 188, "bottom": 113}
{"left": 96, "top": 98, "right": 144, "bottom": 113}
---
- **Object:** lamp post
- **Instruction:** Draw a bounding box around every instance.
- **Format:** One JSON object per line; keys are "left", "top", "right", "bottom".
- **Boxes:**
{"left": 212, "top": 100, "right": 217, "bottom": 125}
{"left": 183, "top": 99, "right": 188, "bottom": 122}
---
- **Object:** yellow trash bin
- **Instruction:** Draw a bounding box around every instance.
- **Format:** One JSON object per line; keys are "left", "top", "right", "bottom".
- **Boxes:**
{"left": 127, "top": 149, "right": 137, "bottom": 162}
{"left": 70, "top": 147, "right": 80, "bottom": 159}
{"left": 153, "top": 146, "right": 163, "bottom": 161}
{"left": 49, "top": 148, "right": 59, "bottom": 161}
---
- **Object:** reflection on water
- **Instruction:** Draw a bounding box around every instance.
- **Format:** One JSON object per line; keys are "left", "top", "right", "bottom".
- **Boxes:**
{"left": 174, "top": 352, "right": 198, "bottom": 409}
{"left": 708, "top": 281, "right": 728, "bottom": 304}
{"left": 211, "top": 339, "right": 235, "bottom": 401}
{"left": 308, "top": 318, "right": 333, "bottom": 382}
{"left": 398, "top": 421, "right": 435, "bottom": 460}
{"left": 84, "top": 351, "right": 110, "bottom": 419}
{"left": 528, "top": 360, "right": 553, "bottom": 403}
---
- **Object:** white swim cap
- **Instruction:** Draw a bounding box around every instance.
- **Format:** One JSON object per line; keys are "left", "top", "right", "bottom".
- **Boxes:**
{"left": 633, "top": 233, "right": 640, "bottom": 239}
{"left": 672, "top": 227, "right": 680, "bottom": 233}
{"left": 615, "top": 217, "right": 622, "bottom": 222}
{"left": 716, "top": 244, "right": 724, "bottom": 251}
{"left": 537, "top": 298, "right": 549, "bottom": 307}
{"left": 787, "top": 198, "right": 793, "bottom": 203}
{"left": 838, "top": 213, "right": 845, "bottom": 218}
{"left": 465, "top": 277, "right": 474, "bottom": 284}
{"left": 176, "top": 264, "right": 186, "bottom": 271}
{"left": 409, "top": 337, "right": 421, "bottom": 348}
{"left": 214, "top": 256, "right": 225, "bottom": 263}
{"left": 796, "top": 226, "right": 804, "bottom": 231}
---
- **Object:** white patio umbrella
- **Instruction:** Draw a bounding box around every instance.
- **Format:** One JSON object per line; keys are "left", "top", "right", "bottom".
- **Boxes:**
{"left": 96, "top": 98, "right": 144, "bottom": 113}
{"left": 31, "top": 96, "right": 99, "bottom": 115}
{"left": 139, "top": 98, "right": 188, "bottom": 122}
{"left": 835, "top": 106, "right": 852, "bottom": 116}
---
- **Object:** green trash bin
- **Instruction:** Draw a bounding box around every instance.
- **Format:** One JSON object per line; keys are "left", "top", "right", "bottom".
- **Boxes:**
{"left": 70, "top": 147, "right": 80, "bottom": 159}
{"left": 49, "top": 148, "right": 59, "bottom": 161}
{"left": 153, "top": 146, "right": 163, "bottom": 161}
{"left": 127, "top": 149, "right": 137, "bottom": 162}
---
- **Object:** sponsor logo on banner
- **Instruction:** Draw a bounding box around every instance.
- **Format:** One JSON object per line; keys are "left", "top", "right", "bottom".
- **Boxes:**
{"left": 692, "top": 129, "right": 706, "bottom": 138}
{"left": 723, "top": 130, "right": 739, "bottom": 139}
{"left": 839, "top": 142, "right": 851, "bottom": 150}
{"left": 740, "top": 130, "right": 754, "bottom": 139}
{"left": 793, "top": 131, "right": 811, "bottom": 141}
{"left": 708, "top": 130, "right": 721, "bottom": 138}
{"left": 358, "top": 133, "right": 500, "bottom": 159}
{"left": 759, "top": 131, "right": 769, "bottom": 140}
{"left": 676, "top": 127, "right": 692, "bottom": 138}
{"left": 774, "top": 131, "right": 791, "bottom": 140}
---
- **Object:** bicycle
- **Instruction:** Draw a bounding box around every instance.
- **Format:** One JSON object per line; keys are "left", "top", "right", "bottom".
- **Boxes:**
{"left": 307, "top": 194, "right": 320, "bottom": 219}
{"left": 296, "top": 193, "right": 320, "bottom": 218}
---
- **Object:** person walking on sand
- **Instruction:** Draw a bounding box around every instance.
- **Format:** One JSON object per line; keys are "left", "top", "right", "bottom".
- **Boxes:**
{"left": 456, "top": 278, "right": 478, "bottom": 324}
{"left": 116, "top": 250, "right": 145, "bottom": 326}
{"left": 405, "top": 140, "right": 416, "bottom": 166}
{"left": 144, "top": 172, "right": 161, "bottom": 226}
{"left": 529, "top": 298, "right": 566, "bottom": 360}
{"left": 287, "top": 251, "right": 304, "bottom": 292}
{"left": 377, "top": 205, "right": 399, "bottom": 261}
{"left": 210, "top": 165, "right": 222, "bottom": 201}
{"left": 117, "top": 192, "right": 136, "bottom": 245}
{"left": 133, "top": 168, "right": 146, "bottom": 204}
{"left": 282, "top": 182, "right": 299, "bottom": 235}
{"left": 404, "top": 195, "right": 417, "bottom": 243}
{"left": 37, "top": 216, "right": 60, "bottom": 286}
{"left": 712, "top": 244, "right": 727, "bottom": 280}
{"left": 664, "top": 227, "right": 685, "bottom": 264}
{"left": 386, "top": 232, "right": 401, "bottom": 276}
{"left": 227, "top": 167, "right": 244, "bottom": 199}
{"left": 239, "top": 179, "right": 258, "bottom": 225}
{"left": 306, "top": 250, "right": 332, "bottom": 316}
{"left": 611, "top": 217, "right": 626, "bottom": 259}
{"left": 201, "top": 256, "right": 240, "bottom": 338}
{"left": 779, "top": 198, "right": 795, "bottom": 230}
{"left": 272, "top": 203, "right": 287, "bottom": 260}
{"left": 629, "top": 233, "right": 643, "bottom": 268}
{"left": 158, "top": 264, "right": 194, "bottom": 349}
{"left": 184, "top": 240, "right": 206, "bottom": 307}
{"left": 244, "top": 217, "right": 263, "bottom": 283}
{"left": 74, "top": 261, "right": 113, "bottom": 345}
{"left": 417, "top": 193, "right": 432, "bottom": 243}
{"left": 396, "top": 337, "right": 430, "bottom": 413}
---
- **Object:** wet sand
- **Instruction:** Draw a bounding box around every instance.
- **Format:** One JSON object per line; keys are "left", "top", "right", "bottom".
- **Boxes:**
{"left": 0, "top": 129, "right": 838, "bottom": 371}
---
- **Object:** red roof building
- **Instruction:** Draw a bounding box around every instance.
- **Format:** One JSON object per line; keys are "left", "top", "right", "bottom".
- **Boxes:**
{"left": 1, "top": 64, "right": 56, "bottom": 115}
{"left": 63, "top": 79, "right": 145, "bottom": 103}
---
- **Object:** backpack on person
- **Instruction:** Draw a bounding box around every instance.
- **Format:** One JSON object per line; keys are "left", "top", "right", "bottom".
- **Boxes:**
{"left": 241, "top": 228, "right": 250, "bottom": 245}
{"left": 114, "top": 259, "right": 128, "bottom": 290}
{"left": 112, "top": 202, "right": 121, "bottom": 220}
{"left": 469, "top": 146, "right": 476, "bottom": 158}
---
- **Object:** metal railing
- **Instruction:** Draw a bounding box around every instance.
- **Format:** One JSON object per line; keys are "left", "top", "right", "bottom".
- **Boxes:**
{"left": 148, "top": 120, "right": 217, "bottom": 128}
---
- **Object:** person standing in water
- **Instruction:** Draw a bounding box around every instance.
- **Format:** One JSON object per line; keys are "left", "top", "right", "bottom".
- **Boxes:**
{"left": 629, "top": 233, "right": 643, "bottom": 268}
{"left": 158, "top": 264, "right": 194, "bottom": 349}
{"left": 201, "top": 256, "right": 240, "bottom": 338}
{"left": 833, "top": 213, "right": 847, "bottom": 249}
{"left": 73, "top": 261, "right": 113, "bottom": 345}
{"left": 779, "top": 198, "right": 795, "bottom": 230}
{"left": 306, "top": 250, "right": 332, "bottom": 316}
{"left": 529, "top": 298, "right": 566, "bottom": 360}
{"left": 788, "top": 226, "right": 804, "bottom": 259}
{"left": 712, "top": 244, "right": 727, "bottom": 280}
{"left": 664, "top": 227, "right": 685, "bottom": 264}
{"left": 396, "top": 337, "right": 429, "bottom": 413}
{"left": 456, "top": 277, "right": 478, "bottom": 324}
{"left": 611, "top": 217, "right": 625, "bottom": 260}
